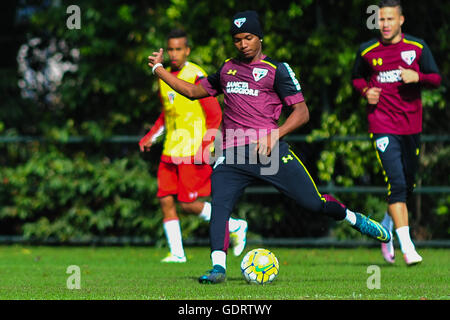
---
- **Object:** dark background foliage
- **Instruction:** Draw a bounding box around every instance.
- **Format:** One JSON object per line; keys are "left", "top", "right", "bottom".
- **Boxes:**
{"left": 0, "top": 0, "right": 448, "bottom": 242}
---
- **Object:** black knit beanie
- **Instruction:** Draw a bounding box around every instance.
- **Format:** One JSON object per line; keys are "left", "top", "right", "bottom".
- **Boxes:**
{"left": 230, "top": 10, "right": 263, "bottom": 39}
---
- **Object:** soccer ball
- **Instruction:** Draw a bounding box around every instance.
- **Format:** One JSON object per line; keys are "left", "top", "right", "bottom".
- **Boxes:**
{"left": 240, "top": 248, "right": 279, "bottom": 284}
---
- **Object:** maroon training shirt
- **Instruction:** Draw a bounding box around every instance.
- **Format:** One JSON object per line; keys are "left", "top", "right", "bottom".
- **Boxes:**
{"left": 200, "top": 55, "right": 304, "bottom": 149}
{"left": 352, "top": 33, "right": 441, "bottom": 135}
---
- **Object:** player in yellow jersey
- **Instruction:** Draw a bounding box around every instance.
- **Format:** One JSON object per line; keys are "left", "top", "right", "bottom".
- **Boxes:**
{"left": 139, "top": 29, "right": 247, "bottom": 263}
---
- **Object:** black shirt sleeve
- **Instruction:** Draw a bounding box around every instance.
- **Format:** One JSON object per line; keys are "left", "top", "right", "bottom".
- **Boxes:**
{"left": 274, "top": 62, "right": 302, "bottom": 100}
{"left": 205, "top": 63, "right": 225, "bottom": 94}
{"left": 352, "top": 45, "right": 371, "bottom": 80}
{"left": 419, "top": 42, "right": 440, "bottom": 75}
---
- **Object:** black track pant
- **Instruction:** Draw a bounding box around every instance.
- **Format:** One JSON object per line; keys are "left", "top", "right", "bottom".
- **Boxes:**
{"left": 210, "top": 140, "right": 347, "bottom": 253}
{"left": 371, "top": 133, "right": 420, "bottom": 204}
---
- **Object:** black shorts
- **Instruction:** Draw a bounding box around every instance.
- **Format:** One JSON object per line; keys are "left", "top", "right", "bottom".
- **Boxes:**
{"left": 371, "top": 133, "right": 420, "bottom": 204}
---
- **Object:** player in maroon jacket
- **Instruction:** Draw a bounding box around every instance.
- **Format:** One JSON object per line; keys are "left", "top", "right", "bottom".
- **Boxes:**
{"left": 352, "top": 0, "right": 442, "bottom": 265}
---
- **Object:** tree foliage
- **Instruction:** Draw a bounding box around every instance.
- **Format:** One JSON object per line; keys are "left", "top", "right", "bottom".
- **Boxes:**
{"left": 0, "top": 0, "right": 448, "bottom": 241}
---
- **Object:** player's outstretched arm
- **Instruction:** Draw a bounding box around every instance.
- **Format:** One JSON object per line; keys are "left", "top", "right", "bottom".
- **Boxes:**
{"left": 148, "top": 48, "right": 210, "bottom": 100}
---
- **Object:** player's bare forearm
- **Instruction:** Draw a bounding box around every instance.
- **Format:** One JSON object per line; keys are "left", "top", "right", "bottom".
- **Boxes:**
{"left": 278, "top": 101, "right": 309, "bottom": 139}
{"left": 155, "top": 67, "right": 209, "bottom": 100}
{"left": 148, "top": 48, "right": 210, "bottom": 100}
{"left": 253, "top": 102, "right": 309, "bottom": 157}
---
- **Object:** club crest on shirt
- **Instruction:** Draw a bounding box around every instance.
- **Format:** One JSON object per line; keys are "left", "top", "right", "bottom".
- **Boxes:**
{"left": 252, "top": 68, "right": 268, "bottom": 82}
{"left": 376, "top": 136, "right": 389, "bottom": 153}
{"left": 168, "top": 91, "right": 176, "bottom": 104}
{"left": 401, "top": 50, "right": 416, "bottom": 65}
{"left": 234, "top": 18, "right": 246, "bottom": 28}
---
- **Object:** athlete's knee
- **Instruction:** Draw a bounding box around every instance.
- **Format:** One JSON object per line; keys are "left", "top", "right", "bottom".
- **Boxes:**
{"left": 159, "top": 195, "right": 175, "bottom": 207}
{"left": 159, "top": 196, "right": 178, "bottom": 220}
{"left": 295, "top": 195, "right": 325, "bottom": 214}
{"left": 405, "top": 179, "right": 416, "bottom": 199}
{"left": 209, "top": 204, "right": 231, "bottom": 252}
{"left": 179, "top": 201, "right": 198, "bottom": 213}
{"left": 298, "top": 194, "right": 346, "bottom": 221}
{"left": 210, "top": 203, "right": 233, "bottom": 222}
{"left": 388, "top": 181, "right": 408, "bottom": 203}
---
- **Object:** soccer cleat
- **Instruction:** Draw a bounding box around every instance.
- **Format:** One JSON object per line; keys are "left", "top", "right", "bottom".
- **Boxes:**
{"left": 403, "top": 250, "right": 423, "bottom": 266}
{"left": 198, "top": 265, "right": 226, "bottom": 284}
{"left": 381, "top": 240, "right": 395, "bottom": 264}
{"left": 380, "top": 215, "right": 395, "bottom": 263}
{"left": 352, "top": 212, "right": 391, "bottom": 243}
{"left": 230, "top": 219, "right": 248, "bottom": 256}
{"left": 160, "top": 253, "right": 187, "bottom": 263}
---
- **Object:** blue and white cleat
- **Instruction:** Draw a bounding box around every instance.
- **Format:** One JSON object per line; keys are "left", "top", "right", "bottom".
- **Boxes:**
{"left": 198, "top": 265, "right": 226, "bottom": 284}
{"left": 230, "top": 219, "right": 248, "bottom": 256}
{"left": 352, "top": 212, "right": 391, "bottom": 243}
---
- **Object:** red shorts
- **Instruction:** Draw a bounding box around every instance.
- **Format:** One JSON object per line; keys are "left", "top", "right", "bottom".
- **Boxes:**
{"left": 156, "top": 161, "right": 212, "bottom": 202}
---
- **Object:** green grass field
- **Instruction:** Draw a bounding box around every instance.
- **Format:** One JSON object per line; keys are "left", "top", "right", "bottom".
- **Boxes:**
{"left": 0, "top": 245, "right": 448, "bottom": 300}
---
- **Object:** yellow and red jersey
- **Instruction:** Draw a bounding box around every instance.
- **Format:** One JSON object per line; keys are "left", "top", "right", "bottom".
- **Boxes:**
{"left": 140, "top": 61, "right": 222, "bottom": 164}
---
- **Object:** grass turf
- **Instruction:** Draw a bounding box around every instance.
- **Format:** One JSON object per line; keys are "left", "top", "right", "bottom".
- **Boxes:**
{"left": 0, "top": 245, "right": 448, "bottom": 300}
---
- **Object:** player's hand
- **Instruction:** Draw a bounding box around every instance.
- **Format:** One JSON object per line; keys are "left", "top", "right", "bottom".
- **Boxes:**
{"left": 399, "top": 66, "right": 419, "bottom": 84}
{"left": 252, "top": 131, "right": 279, "bottom": 157}
{"left": 148, "top": 48, "right": 164, "bottom": 68}
{"left": 139, "top": 136, "right": 152, "bottom": 152}
{"left": 365, "top": 87, "right": 382, "bottom": 105}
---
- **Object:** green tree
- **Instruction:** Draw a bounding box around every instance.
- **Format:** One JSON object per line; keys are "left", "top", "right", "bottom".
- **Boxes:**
{"left": 1, "top": 0, "right": 448, "bottom": 241}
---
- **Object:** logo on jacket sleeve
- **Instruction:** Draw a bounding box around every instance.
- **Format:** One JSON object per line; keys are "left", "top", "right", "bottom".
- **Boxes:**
{"left": 283, "top": 63, "right": 301, "bottom": 91}
{"left": 252, "top": 68, "right": 268, "bottom": 82}
{"left": 401, "top": 50, "right": 416, "bottom": 65}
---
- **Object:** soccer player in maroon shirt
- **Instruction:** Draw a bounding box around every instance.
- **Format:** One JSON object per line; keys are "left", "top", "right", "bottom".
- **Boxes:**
{"left": 150, "top": 10, "right": 391, "bottom": 284}
{"left": 352, "top": 0, "right": 441, "bottom": 265}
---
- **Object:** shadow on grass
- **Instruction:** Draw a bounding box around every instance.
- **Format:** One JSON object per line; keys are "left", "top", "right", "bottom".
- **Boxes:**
{"left": 187, "top": 276, "right": 249, "bottom": 283}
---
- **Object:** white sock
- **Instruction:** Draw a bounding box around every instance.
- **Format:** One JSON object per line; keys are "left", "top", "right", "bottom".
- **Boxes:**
{"left": 163, "top": 219, "right": 185, "bottom": 257}
{"left": 344, "top": 209, "right": 357, "bottom": 226}
{"left": 396, "top": 226, "right": 415, "bottom": 254}
{"left": 228, "top": 217, "right": 242, "bottom": 233}
{"left": 198, "top": 202, "right": 211, "bottom": 221}
{"left": 381, "top": 212, "right": 394, "bottom": 232}
{"left": 199, "top": 202, "right": 241, "bottom": 233}
{"left": 211, "top": 250, "right": 227, "bottom": 270}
